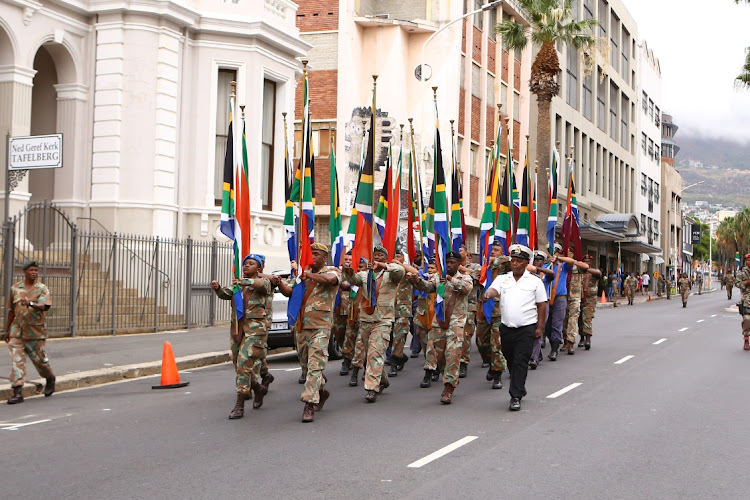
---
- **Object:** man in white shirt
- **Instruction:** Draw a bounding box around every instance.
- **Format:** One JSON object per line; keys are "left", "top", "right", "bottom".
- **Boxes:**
{"left": 642, "top": 272, "right": 650, "bottom": 294}
{"left": 484, "top": 244, "right": 548, "bottom": 411}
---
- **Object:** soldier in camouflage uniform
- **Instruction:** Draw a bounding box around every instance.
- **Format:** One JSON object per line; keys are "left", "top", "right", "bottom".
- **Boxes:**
{"left": 726, "top": 272, "right": 736, "bottom": 300}
{"left": 657, "top": 273, "right": 664, "bottom": 297}
{"left": 477, "top": 239, "right": 509, "bottom": 389}
{"left": 561, "top": 250, "right": 591, "bottom": 355}
{"left": 387, "top": 253, "right": 419, "bottom": 377}
{"left": 458, "top": 245, "right": 481, "bottom": 379}
{"left": 212, "top": 254, "right": 272, "bottom": 419}
{"left": 275, "top": 243, "right": 341, "bottom": 422}
{"left": 625, "top": 273, "right": 638, "bottom": 305}
{"left": 737, "top": 255, "right": 750, "bottom": 350}
{"left": 677, "top": 272, "right": 691, "bottom": 308}
{"left": 408, "top": 251, "right": 473, "bottom": 404}
{"left": 529, "top": 251, "right": 553, "bottom": 369}
{"left": 335, "top": 252, "right": 353, "bottom": 375}
{"left": 414, "top": 259, "right": 437, "bottom": 386}
{"left": 577, "top": 255, "right": 602, "bottom": 350}
{"left": 5, "top": 261, "right": 55, "bottom": 404}
{"left": 341, "top": 257, "right": 366, "bottom": 380}
{"left": 342, "top": 245, "right": 405, "bottom": 403}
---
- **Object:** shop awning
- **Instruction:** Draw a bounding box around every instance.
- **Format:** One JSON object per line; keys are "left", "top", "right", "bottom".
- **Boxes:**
{"left": 576, "top": 223, "right": 625, "bottom": 242}
{"left": 596, "top": 214, "right": 640, "bottom": 237}
{"left": 619, "top": 241, "right": 662, "bottom": 254}
{"left": 653, "top": 256, "right": 665, "bottom": 265}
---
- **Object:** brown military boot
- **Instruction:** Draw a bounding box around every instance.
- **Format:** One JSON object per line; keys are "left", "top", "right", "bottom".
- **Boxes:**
{"left": 365, "top": 390, "right": 377, "bottom": 403}
{"left": 744, "top": 337, "right": 749, "bottom": 351}
{"left": 302, "top": 402, "right": 315, "bottom": 422}
{"left": 252, "top": 382, "right": 268, "bottom": 409}
{"left": 578, "top": 337, "right": 585, "bottom": 348}
{"left": 44, "top": 375, "right": 56, "bottom": 397}
{"left": 261, "top": 372, "right": 274, "bottom": 389}
{"left": 314, "top": 387, "right": 330, "bottom": 411}
{"left": 440, "top": 383, "right": 454, "bottom": 404}
{"left": 7, "top": 385, "right": 24, "bottom": 404}
{"left": 228, "top": 393, "right": 245, "bottom": 419}
{"left": 584, "top": 335, "right": 592, "bottom": 350}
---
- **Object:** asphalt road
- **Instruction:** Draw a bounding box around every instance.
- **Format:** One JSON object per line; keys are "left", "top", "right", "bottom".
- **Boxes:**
{"left": 3, "top": 290, "right": 747, "bottom": 500}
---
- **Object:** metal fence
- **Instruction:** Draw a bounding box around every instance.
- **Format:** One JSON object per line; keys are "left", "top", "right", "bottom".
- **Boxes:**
{"left": 2, "top": 201, "right": 235, "bottom": 337}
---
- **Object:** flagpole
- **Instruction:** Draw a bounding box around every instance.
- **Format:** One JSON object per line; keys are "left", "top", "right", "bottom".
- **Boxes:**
{"left": 298, "top": 60, "right": 308, "bottom": 277}
{"left": 408, "top": 117, "right": 426, "bottom": 260}
{"left": 282, "top": 112, "right": 290, "bottom": 191}
{"left": 505, "top": 116, "right": 514, "bottom": 245}
{"left": 371, "top": 75, "right": 378, "bottom": 262}
{"left": 228, "top": 80, "right": 240, "bottom": 337}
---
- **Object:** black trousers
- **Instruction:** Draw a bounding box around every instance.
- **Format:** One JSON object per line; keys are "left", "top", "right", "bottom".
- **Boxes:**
{"left": 500, "top": 322, "right": 536, "bottom": 400}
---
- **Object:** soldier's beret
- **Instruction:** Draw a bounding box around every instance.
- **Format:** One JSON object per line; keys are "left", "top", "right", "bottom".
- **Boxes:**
{"left": 492, "top": 238, "right": 503, "bottom": 247}
{"left": 310, "top": 242, "right": 329, "bottom": 253}
{"left": 459, "top": 244, "right": 468, "bottom": 251}
{"left": 446, "top": 251, "right": 461, "bottom": 260}
{"left": 509, "top": 244, "right": 533, "bottom": 261}
{"left": 22, "top": 260, "right": 38, "bottom": 270}
{"left": 582, "top": 254, "right": 594, "bottom": 260}
{"left": 745, "top": 253, "right": 750, "bottom": 259}
{"left": 243, "top": 254, "right": 266, "bottom": 266}
{"left": 373, "top": 245, "right": 388, "bottom": 256}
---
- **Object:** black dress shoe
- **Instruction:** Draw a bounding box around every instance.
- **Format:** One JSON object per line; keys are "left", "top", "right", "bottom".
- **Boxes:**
{"left": 509, "top": 398, "right": 521, "bottom": 411}
{"left": 458, "top": 362, "right": 467, "bottom": 378}
{"left": 529, "top": 360, "right": 538, "bottom": 370}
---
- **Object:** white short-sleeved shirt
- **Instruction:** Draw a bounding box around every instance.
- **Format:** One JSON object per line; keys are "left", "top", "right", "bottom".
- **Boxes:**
{"left": 489, "top": 270, "right": 548, "bottom": 328}
{"left": 642, "top": 274, "right": 650, "bottom": 286}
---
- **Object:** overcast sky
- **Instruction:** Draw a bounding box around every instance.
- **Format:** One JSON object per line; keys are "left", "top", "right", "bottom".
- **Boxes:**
{"left": 623, "top": 0, "right": 750, "bottom": 143}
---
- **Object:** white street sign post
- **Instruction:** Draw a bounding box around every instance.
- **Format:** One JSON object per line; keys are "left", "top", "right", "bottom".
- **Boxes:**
{"left": 5, "top": 133, "right": 63, "bottom": 220}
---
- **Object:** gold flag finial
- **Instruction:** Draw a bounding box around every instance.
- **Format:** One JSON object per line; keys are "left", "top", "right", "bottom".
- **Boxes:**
{"left": 240, "top": 105, "right": 245, "bottom": 118}
{"left": 432, "top": 86, "right": 438, "bottom": 100}
{"left": 230, "top": 80, "right": 237, "bottom": 98}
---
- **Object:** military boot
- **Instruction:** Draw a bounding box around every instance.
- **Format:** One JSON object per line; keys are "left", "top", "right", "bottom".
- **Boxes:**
{"left": 458, "top": 362, "right": 468, "bottom": 379}
{"left": 420, "top": 369, "right": 432, "bottom": 388}
{"left": 314, "top": 387, "right": 330, "bottom": 411}
{"left": 339, "top": 358, "right": 351, "bottom": 376}
{"left": 440, "top": 383, "right": 454, "bottom": 404}
{"left": 492, "top": 371, "right": 503, "bottom": 389}
{"left": 7, "top": 385, "right": 23, "bottom": 405}
{"left": 298, "top": 372, "right": 306, "bottom": 384}
{"left": 578, "top": 337, "right": 585, "bottom": 348}
{"left": 396, "top": 355, "right": 408, "bottom": 371}
{"left": 365, "top": 390, "right": 377, "bottom": 403}
{"left": 229, "top": 393, "right": 245, "bottom": 419}
{"left": 486, "top": 368, "right": 494, "bottom": 381}
{"left": 744, "top": 337, "right": 750, "bottom": 351}
{"left": 584, "top": 335, "right": 591, "bottom": 351}
{"left": 388, "top": 362, "right": 398, "bottom": 377}
{"left": 43, "top": 375, "right": 56, "bottom": 397}
{"left": 348, "top": 367, "right": 360, "bottom": 387}
{"left": 252, "top": 382, "right": 268, "bottom": 409}
{"left": 261, "top": 372, "right": 275, "bottom": 389}
{"left": 431, "top": 369, "right": 440, "bottom": 382}
{"left": 302, "top": 403, "right": 315, "bottom": 422}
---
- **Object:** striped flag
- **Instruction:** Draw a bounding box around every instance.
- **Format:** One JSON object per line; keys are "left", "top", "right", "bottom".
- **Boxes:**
{"left": 383, "top": 141, "right": 401, "bottom": 259}
{"left": 516, "top": 143, "right": 536, "bottom": 249}
{"left": 496, "top": 151, "right": 514, "bottom": 254}
{"left": 547, "top": 147, "right": 560, "bottom": 254}
{"left": 346, "top": 131, "right": 367, "bottom": 247}
{"left": 407, "top": 132, "right": 426, "bottom": 265}
{"left": 330, "top": 138, "right": 345, "bottom": 268}
{"left": 283, "top": 124, "right": 299, "bottom": 268}
{"left": 351, "top": 111, "right": 375, "bottom": 280}
{"left": 479, "top": 143, "right": 501, "bottom": 323}
{"left": 450, "top": 129, "right": 465, "bottom": 251}
{"left": 429, "top": 100, "right": 450, "bottom": 321}
{"left": 561, "top": 162, "right": 582, "bottom": 260}
{"left": 374, "top": 142, "right": 392, "bottom": 241}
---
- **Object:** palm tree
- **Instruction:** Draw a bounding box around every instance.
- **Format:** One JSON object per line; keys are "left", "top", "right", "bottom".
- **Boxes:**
{"left": 716, "top": 208, "right": 750, "bottom": 270}
{"left": 733, "top": 1, "right": 750, "bottom": 89}
{"left": 496, "top": 0, "right": 597, "bottom": 247}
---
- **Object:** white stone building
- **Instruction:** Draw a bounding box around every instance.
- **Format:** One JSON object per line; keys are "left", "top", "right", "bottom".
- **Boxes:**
{"left": 0, "top": 0, "right": 309, "bottom": 270}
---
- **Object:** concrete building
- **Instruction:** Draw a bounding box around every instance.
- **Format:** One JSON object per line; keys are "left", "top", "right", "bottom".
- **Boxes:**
{"left": 634, "top": 41, "right": 663, "bottom": 275}
{"left": 529, "top": 0, "right": 642, "bottom": 274}
{"left": 660, "top": 111, "right": 685, "bottom": 276}
{"left": 292, "top": 0, "right": 532, "bottom": 252}
{"left": 0, "top": 0, "right": 308, "bottom": 270}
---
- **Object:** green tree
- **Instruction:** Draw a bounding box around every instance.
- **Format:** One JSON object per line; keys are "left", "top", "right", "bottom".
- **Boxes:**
{"left": 733, "top": 1, "right": 750, "bottom": 89}
{"left": 716, "top": 207, "right": 750, "bottom": 270}
{"left": 495, "top": 1, "right": 598, "bottom": 246}
{"left": 691, "top": 221, "right": 717, "bottom": 263}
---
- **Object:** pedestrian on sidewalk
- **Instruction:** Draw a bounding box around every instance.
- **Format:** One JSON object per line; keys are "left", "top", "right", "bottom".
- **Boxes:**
{"left": 5, "top": 260, "right": 55, "bottom": 404}
{"left": 212, "top": 254, "right": 272, "bottom": 419}
{"left": 642, "top": 272, "right": 650, "bottom": 294}
{"left": 484, "top": 244, "right": 547, "bottom": 412}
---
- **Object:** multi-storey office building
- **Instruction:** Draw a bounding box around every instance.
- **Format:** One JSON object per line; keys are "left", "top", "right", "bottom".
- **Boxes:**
{"left": 660, "top": 111, "right": 686, "bottom": 276}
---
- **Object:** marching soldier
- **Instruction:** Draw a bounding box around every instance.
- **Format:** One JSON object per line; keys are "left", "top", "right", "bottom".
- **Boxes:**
{"left": 388, "top": 252, "right": 419, "bottom": 377}
{"left": 726, "top": 272, "right": 736, "bottom": 300}
{"left": 4, "top": 261, "right": 55, "bottom": 404}
{"left": 275, "top": 243, "right": 341, "bottom": 422}
{"left": 408, "top": 251, "right": 473, "bottom": 404}
{"left": 625, "top": 273, "right": 638, "bottom": 305}
{"left": 477, "top": 239, "right": 509, "bottom": 389}
{"left": 561, "top": 249, "right": 590, "bottom": 355}
{"left": 577, "top": 255, "right": 602, "bottom": 350}
{"left": 529, "top": 251, "right": 553, "bottom": 369}
{"left": 458, "top": 244, "right": 482, "bottom": 378}
{"left": 211, "top": 254, "right": 272, "bottom": 419}
{"left": 677, "top": 272, "right": 691, "bottom": 308}
{"left": 415, "top": 259, "right": 438, "bottom": 387}
{"left": 737, "top": 255, "right": 750, "bottom": 350}
{"left": 335, "top": 252, "right": 354, "bottom": 376}
{"left": 342, "top": 245, "right": 404, "bottom": 403}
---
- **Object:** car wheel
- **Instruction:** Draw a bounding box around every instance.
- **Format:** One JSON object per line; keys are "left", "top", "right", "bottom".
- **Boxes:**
{"left": 328, "top": 335, "right": 343, "bottom": 360}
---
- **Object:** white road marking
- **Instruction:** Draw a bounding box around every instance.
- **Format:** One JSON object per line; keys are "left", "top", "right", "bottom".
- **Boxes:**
{"left": 0, "top": 419, "right": 51, "bottom": 431}
{"left": 285, "top": 367, "right": 302, "bottom": 372}
{"left": 653, "top": 338, "right": 667, "bottom": 345}
{"left": 711, "top": 314, "right": 717, "bottom": 318}
{"left": 407, "top": 436, "right": 478, "bottom": 468}
{"left": 546, "top": 383, "right": 582, "bottom": 399}
{"left": 696, "top": 319, "right": 704, "bottom": 323}
{"left": 102, "top": 409, "right": 111, "bottom": 411}
{"left": 679, "top": 327, "right": 688, "bottom": 332}
{"left": 614, "top": 355, "right": 635, "bottom": 364}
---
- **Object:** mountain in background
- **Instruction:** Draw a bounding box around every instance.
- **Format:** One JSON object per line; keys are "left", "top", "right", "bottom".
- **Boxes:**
{"left": 672, "top": 133, "right": 750, "bottom": 208}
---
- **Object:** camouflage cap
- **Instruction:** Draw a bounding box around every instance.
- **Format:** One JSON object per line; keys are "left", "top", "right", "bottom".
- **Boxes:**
{"left": 373, "top": 245, "right": 388, "bottom": 256}
{"left": 310, "top": 242, "right": 329, "bottom": 253}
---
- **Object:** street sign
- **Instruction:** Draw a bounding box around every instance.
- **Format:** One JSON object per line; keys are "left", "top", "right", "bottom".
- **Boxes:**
{"left": 653, "top": 271, "right": 660, "bottom": 279}
{"left": 690, "top": 224, "right": 701, "bottom": 245}
{"left": 8, "top": 134, "right": 63, "bottom": 170}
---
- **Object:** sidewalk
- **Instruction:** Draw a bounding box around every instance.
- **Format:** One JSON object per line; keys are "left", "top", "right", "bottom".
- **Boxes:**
{"left": 597, "top": 286, "right": 717, "bottom": 309}
{"left": 0, "top": 325, "right": 293, "bottom": 400}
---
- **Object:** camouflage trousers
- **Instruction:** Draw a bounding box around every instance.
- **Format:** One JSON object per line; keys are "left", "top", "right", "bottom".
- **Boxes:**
{"left": 7, "top": 337, "right": 53, "bottom": 387}
{"left": 461, "top": 311, "right": 476, "bottom": 364}
{"left": 477, "top": 314, "right": 506, "bottom": 372}
{"left": 342, "top": 320, "right": 359, "bottom": 361}
{"left": 742, "top": 312, "right": 750, "bottom": 337}
{"left": 424, "top": 326, "right": 445, "bottom": 371}
{"left": 230, "top": 322, "right": 267, "bottom": 395}
{"left": 626, "top": 288, "right": 635, "bottom": 302}
{"left": 681, "top": 290, "right": 690, "bottom": 303}
{"left": 580, "top": 297, "right": 598, "bottom": 337}
{"left": 564, "top": 296, "right": 582, "bottom": 343}
{"left": 391, "top": 316, "right": 411, "bottom": 360}
{"left": 416, "top": 325, "right": 429, "bottom": 356}
{"left": 425, "top": 323, "right": 464, "bottom": 388}
{"left": 355, "top": 321, "right": 390, "bottom": 392}
{"left": 297, "top": 328, "right": 329, "bottom": 404}
{"left": 332, "top": 314, "right": 347, "bottom": 353}
{"left": 727, "top": 285, "right": 734, "bottom": 299}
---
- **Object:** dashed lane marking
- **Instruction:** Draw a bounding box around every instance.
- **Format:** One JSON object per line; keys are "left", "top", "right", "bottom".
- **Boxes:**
{"left": 407, "top": 436, "right": 478, "bottom": 468}
{"left": 653, "top": 338, "right": 667, "bottom": 345}
{"left": 0, "top": 419, "right": 51, "bottom": 431}
{"left": 696, "top": 319, "right": 704, "bottom": 323}
{"left": 679, "top": 327, "right": 688, "bottom": 332}
{"left": 546, "top": 383, "right": 582, "bottom": 399}
{"left": 711, "top": 314, "right": 717, "bottom": 318}
{"left": 614, "top": 355, "right": 635, "bottom": 365}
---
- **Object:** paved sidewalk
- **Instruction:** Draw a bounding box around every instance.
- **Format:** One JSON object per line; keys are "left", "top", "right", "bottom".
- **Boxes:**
{"left": 596, "top": 286, "right": 717, "bottom": 309}
{"left": 0, "top": 325, "right": 294, "bottom": 400}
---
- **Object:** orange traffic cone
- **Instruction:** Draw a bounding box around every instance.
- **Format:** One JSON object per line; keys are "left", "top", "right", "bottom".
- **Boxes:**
{"left": 152, "top": 341, "right": 190, "bottom": 389}
{"left": 648, "top": 294, "right": 652, "bottom": 302}
{"left": 600, "top": 290, "right": 607, "bottom": 304}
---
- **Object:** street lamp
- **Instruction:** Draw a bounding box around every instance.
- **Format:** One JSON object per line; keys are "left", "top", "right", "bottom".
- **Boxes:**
{"left": 671, "top": 181, "right": 704, "bottom": 277}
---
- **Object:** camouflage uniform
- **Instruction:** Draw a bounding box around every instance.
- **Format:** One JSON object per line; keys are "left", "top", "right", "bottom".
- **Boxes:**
{"left": 625, "top": 276, "right": 638, "bottom": 304}
{"left": 332, "top": 286, "right": 349, "bottom": 354}
{"left": 726, "top": 273, "right": 735, "bottom": 300}
{"left": 563, "top": 266, "right": 584, "bottom": 344}
{"left": 414, "top": 285, "right": 435, "bottom": 360}
{"left": 737, "top": 267, "right": 750, "bottom": 338}
{"left": 295, "top": 267, "right": 342, "bottom": 404}
{"left": 678, "top": 276, "right": 691, "bottom": 306}
{"left": 461, "top": 262, "right": 482, "bottom": 364}
{"left": 413, "top": 271, "right": 473, "bottom": 388}
{"left": 346, "top": 264, "right": 405, "bottom": 392}
{"left": 342, "top": 287, "right": 360, "bottom": 362}
{"left": 391, "top": 279, "right": 413, "bottom": 360}
{"left": 7, "top": 280, "right": 53, "bottom": 388}
{"left": 657, "top": 275, "right": 664, "bottom": 297}
{"left": 215, "top": 278, "right": 271, "bottom": 396}
{"left": 580, "top": 270, "right": 600, "bottom": 339}
{"left": 477, "top": 256, "right": 509, "bottom": 372}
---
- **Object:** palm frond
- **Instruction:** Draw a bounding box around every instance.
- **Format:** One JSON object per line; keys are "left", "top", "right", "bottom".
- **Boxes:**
{"left": 496, "top": 20, "right": 529, "bottom": 50}
{"left": 736, "top": 47, "right": 750, "bottom": 90}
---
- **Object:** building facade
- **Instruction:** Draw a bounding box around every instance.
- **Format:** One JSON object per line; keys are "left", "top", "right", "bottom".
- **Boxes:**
{"left": 292, "top": 0, "right": 532, "bottom": 253}
{"left": 660, "top": 111, "right": 685, "bottom": 276}
{"left": 0, "top": 0, "right": 308, "bottom": 270}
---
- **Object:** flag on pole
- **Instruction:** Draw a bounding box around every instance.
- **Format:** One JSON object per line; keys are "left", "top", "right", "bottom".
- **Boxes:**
{"left": 450, "top": 130, "right": 465, "bottom": 251}
{"left": 351, "top": 111, "right": 375, "bottom": 284}
{"left": 283, "top": 123, "right": 299, "bottom": 268}
{"left": 496, "top": 152, "right": 514, "bottom": 254}
{"left": 547, "top": 147, "right": 560, "bottom": 254}
{"left": 330, "top": 139, "right": 344, "bottom": 268}
{"left": 346, "top": 132, "right": 367, "bottom": 247}
{"left": 479, "top": 142, "right": 501, "bottom": 323}
{"left": 429, "top": 97, "right": 450, "bottom": 321}
{"left": 516, "top": 144, "right": 536, "bottom": 249}
{"left": 561, "top": 166, "right": 582, "bottom": 260}
{"left": 374, "top": 142, "right": 392, "bottom": 241}
{"left": 383, "top": 142, "right": 401, "bottom": 259}
{"left": 407, "top": 129, "right": 426, "bottom": 264}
